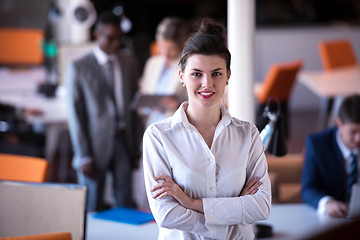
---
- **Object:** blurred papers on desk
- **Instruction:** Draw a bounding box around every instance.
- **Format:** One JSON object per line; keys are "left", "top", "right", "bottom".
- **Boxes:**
{"left": 93, "top": 207, "right": 155, "bottom": 225}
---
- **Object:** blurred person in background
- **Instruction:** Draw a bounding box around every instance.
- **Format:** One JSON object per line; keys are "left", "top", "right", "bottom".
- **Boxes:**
{"left": 138, "top": 17, "right": 188, "bottom": 127}
{"left": 66, "top": 11, "right": 141, "bottom": 211}
{"left": 302, "top": 94, "right": 360, "bottom": 218}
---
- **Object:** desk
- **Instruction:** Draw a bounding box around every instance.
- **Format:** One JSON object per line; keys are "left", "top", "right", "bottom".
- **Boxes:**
{"left": 257, "top": 204, "right": 350, "bottom": 239}
{"left": 86, "top": 204, "right": 350, "bottom": 240}
{"left": 0, "top": 67, "right": 69, "bottom": 181}
{"left": 298, "top": 66, "right": 360, "bottom": 129}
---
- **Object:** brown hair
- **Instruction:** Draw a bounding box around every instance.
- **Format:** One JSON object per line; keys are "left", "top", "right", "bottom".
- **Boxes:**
{"left": 338, "top": 94, "right": 360, "bottom": 124}
{"left": 179, "top": 18, "right": 230, "bottom": 72}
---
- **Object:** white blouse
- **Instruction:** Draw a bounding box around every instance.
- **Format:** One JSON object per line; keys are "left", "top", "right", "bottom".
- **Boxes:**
{"left": 143, "top": 102, "right": 271, "bottom": 240}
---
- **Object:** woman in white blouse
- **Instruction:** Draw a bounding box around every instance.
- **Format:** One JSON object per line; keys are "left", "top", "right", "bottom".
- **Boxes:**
{"left": 143, "top": 18, "right": 271, "bottom": 240}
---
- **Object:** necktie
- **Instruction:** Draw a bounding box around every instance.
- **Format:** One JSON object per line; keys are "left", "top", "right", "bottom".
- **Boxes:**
{"left": 348, "top": 152, "right": 358, "bottom": 201}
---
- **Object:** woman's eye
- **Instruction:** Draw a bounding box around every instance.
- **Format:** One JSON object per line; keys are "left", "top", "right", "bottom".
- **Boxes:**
{"left": 192, "top": 72, "right": 201, "bottom": 77}
{"left": 213, "top": 72, "right": 222, "bottom": 76}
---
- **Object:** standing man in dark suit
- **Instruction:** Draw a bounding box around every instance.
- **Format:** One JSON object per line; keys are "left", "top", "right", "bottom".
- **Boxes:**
{"left": 66, "top": 11, "right": 141, "bottom": 211}
{"left": 302, "top": 94, "right": 360, "bottom": 218}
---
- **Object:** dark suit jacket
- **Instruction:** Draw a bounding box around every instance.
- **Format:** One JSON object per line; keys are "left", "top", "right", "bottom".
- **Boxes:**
{"left": 301, "top": 127, "right": 347, "bottom": 209}
{"left": 66, "top": 51, "right": 141, "bottom": 171}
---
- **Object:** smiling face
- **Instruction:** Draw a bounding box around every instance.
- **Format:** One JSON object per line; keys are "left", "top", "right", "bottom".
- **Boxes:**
{"left": 179, "top": 54, "right": 230, "bottom": 109}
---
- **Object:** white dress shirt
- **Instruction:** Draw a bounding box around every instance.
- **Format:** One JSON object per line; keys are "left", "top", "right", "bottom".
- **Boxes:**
{"left": 317, "top": 129, "right": 360, "bottom": 216}
{"left": 143, "top": 102, "right": 271, "bottom": 240}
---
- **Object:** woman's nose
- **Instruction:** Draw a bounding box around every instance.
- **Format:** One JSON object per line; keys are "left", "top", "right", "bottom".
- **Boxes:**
{"left": 201, "top": 76, "right": 213, "bottom": 88}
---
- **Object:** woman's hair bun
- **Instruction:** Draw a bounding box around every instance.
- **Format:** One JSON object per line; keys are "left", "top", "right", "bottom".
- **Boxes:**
{"left": 192, "top": 18, "right": 226, "bottom": 42}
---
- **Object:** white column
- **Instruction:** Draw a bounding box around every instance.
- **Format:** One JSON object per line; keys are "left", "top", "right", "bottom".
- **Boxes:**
{"left": 227, "top": 0, "right": 255, "bottom": 123}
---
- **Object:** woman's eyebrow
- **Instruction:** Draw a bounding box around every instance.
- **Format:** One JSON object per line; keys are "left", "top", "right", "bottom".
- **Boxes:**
{"left": 190, "top": 68, "right": 224, "bottom": 72}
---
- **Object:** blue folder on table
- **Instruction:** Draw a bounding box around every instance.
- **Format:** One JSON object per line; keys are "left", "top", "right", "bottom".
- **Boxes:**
{"left": 93, "top": 207, "right": 155, "bottom": 225}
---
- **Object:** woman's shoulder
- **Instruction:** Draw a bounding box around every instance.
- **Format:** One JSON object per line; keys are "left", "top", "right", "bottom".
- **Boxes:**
{"left": 228, "top": 117, "right": 259, "bottom": 136}
{"left": 145, "top": 116, "right": 174, "bottom": 134}
{"left": 229, "top": 115, "right": 256, "bottom": 128}
{"left": 145, "top": 55, "right": 166, "bottom": 67}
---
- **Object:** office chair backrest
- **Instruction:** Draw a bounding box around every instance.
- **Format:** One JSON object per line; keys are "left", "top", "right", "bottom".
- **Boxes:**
{"left": 0, "top": 232, "right": 72, "bottom": 240}
{"left": 0, "top": 153, "right": 48, "bottom": 182}
{"left": 256, "top": 60, "right": 303, "bottom": 104}
{"left": 318, "top": 39, "right": 357, "bottom": 70}
{"left": 0, "top": 28, "right": 44, "bottom": 65}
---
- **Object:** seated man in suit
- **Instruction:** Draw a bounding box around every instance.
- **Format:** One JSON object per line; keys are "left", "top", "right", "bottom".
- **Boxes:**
{"left": 302, "top": 94, "right": 360, "bottom": 218}
{"left": 66, "top": 11, "right": 141, "bottom": 211}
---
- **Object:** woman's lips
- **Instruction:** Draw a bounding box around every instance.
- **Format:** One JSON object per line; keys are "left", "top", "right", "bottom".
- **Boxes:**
{"left": 198, "top": 91, "right": 215, "bottom": 99}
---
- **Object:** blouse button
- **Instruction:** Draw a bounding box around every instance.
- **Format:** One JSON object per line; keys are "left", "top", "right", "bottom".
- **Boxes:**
{"left": 210, "top": 187, "right": 215, "bottom": 192}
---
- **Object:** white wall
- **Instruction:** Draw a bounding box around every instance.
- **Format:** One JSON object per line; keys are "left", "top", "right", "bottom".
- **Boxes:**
{"left": 254, "top": 26, "right": 360, "bottom": 111}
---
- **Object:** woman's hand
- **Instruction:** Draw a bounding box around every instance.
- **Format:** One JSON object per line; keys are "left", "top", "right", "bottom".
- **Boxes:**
{"left": 240, "top": 177, "right": 262, "bottom": 196}
{"left": 151, "top": 175, "right": 203, "bottom": 213}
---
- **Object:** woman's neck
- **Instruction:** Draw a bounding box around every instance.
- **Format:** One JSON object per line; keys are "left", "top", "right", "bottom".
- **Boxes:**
{"left": 186, "top": 103, "right": 221, "bottom": 130}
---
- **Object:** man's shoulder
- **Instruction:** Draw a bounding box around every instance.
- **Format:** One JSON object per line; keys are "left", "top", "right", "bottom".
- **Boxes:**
{"left": 73, "top": 52, "right": 95, "bottom": 66}
{"left": 306, "top": 127, "right": 337, "bottom": 148}
{"left": 309, "top": 127, "right": 337, "bottom": 139}
{"left": 68, "top": 53, "right": 99, "bottom": 81}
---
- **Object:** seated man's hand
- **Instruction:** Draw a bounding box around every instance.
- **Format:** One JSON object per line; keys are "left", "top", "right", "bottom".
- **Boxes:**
{"left": 326, "top": 199, "right": 348, "bottom": 218}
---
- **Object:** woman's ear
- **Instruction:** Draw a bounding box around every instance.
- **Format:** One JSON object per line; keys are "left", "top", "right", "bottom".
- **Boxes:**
{"left": 179, "top": 69, "right": 186, "bottom": 87}
{"left": 227, "top": 68, "right": 231, "bottom": 80}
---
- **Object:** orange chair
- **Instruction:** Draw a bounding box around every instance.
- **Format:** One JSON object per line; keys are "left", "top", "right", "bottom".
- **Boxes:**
{"left": 318, "top": 39, "right": 357, "bottom": 70}
{"left": 0, "top": 153, "right": 49, "bottom": 182}
{"left": 318, "top": 39, "right": 358, "bottom": 127}
{"left": 255, "top": 60, "right": 303, "bottom": 137}
{"left": 0, "top": 232, "right": 72, "bottom": 240}
{"left": 0, "top": 28, "right": 44, "bottom": 65}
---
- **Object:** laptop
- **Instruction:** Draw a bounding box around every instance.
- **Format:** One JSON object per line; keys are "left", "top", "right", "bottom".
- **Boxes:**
{"left": 348, "top": 183, "right": 360, "bottom": 218}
